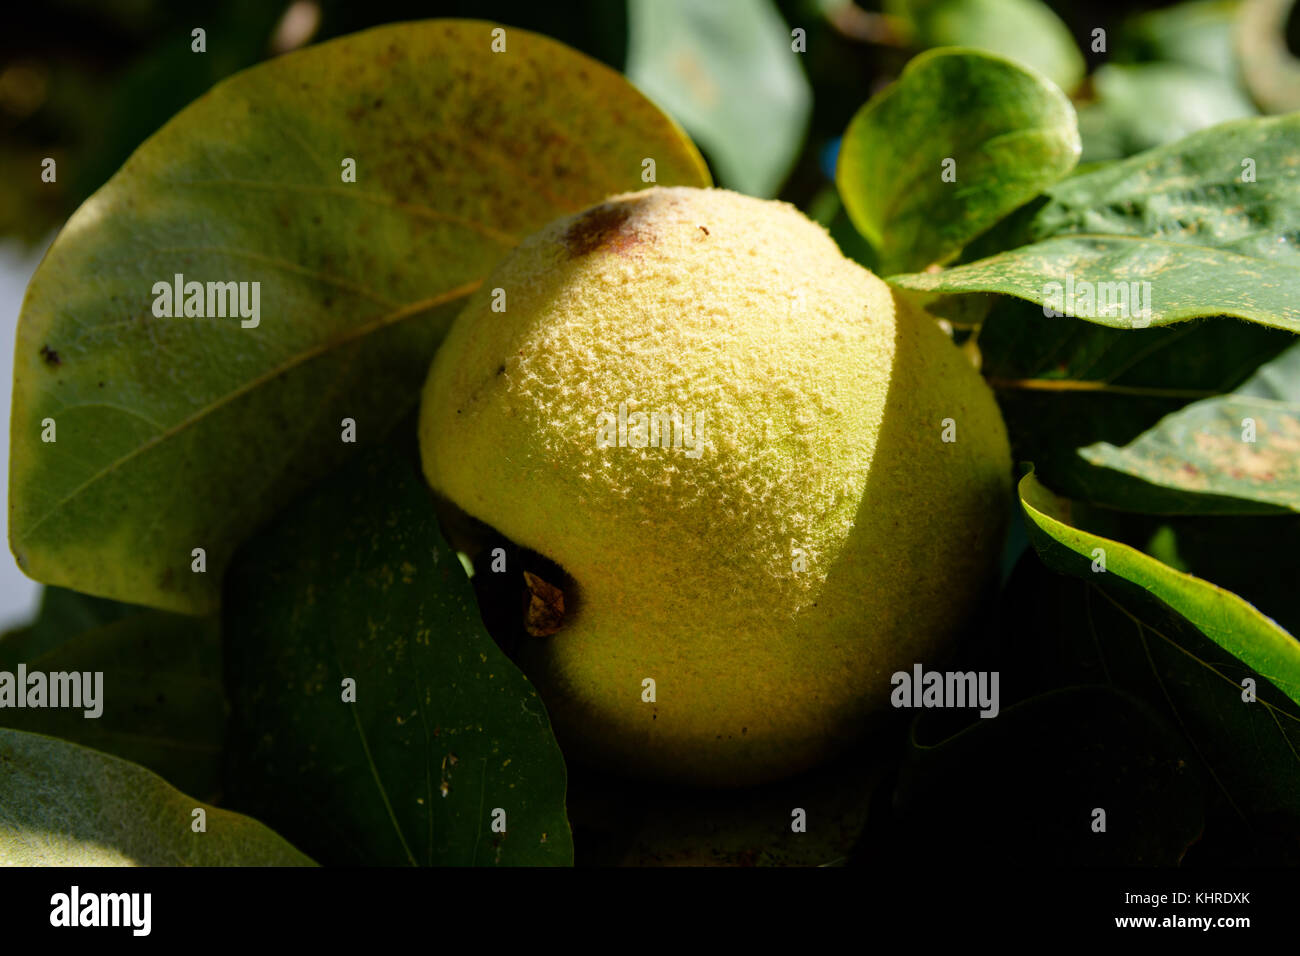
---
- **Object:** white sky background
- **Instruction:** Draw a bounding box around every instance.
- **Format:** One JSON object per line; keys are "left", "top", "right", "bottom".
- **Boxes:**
{"left": 0, "top": 238, "right": 50, "bottom": 630}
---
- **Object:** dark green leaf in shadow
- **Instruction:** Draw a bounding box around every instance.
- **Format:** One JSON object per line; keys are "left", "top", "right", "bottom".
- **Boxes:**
{"left": 856, "top": 686, "right": 1203, "bottom": 865}
{"left": 0, "top": 588, "right": 224, "bottom": 798}
{"left": 997, "top": 555, "right": 1300, "bottom": 859}
{"left": 1019, "top": 469, "right": 1300, "bottom": 708}
{"left": 1079, "top": 340, "right": 1300, "bottom": 513}
{"left": 568, "top": 729, "right": 892, "bottom": 866}
{"left": 0, "top": 728, "right": 313, "bottom": 865}
{"left": 979, "top": 299, "right": 1295, "bottom": 506}
{"left": 10, "top": 19, "right": 710, "bottom": 614}
{"left": 223, "top": 444, "right": 572, "bottom": 866}
{"left": 890, "top": 115, "right": 1300, "bottom": 331}
{"left": 21, "top": 585, "right": 137, "bottom": 659}
{"left": 626, "top": 0, "right": 809, "bottom": 197}
{"left": 837, "top": 48, "right": 1079, "bottom": 275}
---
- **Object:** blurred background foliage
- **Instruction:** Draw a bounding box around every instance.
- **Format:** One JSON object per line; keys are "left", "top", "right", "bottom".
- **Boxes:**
{"left": 4, "top": 0, "right": 1299, "bottom": 244}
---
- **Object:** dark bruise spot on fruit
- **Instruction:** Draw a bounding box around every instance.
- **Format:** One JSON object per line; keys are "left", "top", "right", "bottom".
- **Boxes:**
{"left": 39, "top": 345, "right": 61, "bottom": 367}
{"left": 496, "top": 363, "right": 506, "bottom": 376}
{"left": 523, "top": 571, "right": 565, "bottom": 637}
{"left": 698, "top": 225, "right": 710, "bottom": 236}
{"left": 562, "top": 203, "right": 637, "bottom": 258}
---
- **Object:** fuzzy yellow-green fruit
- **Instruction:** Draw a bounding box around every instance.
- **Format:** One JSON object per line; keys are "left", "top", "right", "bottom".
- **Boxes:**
{"left": 419, "top": 186, "right": 1011, "bottom": 788}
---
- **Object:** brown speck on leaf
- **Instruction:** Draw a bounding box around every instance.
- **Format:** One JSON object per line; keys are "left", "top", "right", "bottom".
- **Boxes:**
{"left": 523, "top": 571, "right": 565, "bottom": 636}
{"left": 562, "top": 203, "right": 637, "bottom": 258}
{"left": 39, "top": 345, "right": 61, "bottom": 367}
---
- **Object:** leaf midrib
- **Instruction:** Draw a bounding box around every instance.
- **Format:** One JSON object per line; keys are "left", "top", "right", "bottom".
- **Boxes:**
{"left": 19, "top": 282, "right": 480, "bottom": 540}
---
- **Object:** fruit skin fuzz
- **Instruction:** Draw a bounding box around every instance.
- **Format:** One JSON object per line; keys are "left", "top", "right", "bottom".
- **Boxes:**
{"left": 420, "top": 186, "right": 1011, "bottom": 788}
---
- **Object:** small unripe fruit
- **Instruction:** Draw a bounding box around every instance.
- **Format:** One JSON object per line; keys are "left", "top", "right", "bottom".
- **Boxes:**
{"left": 420, "top": 187, "right": 1011, "bottom": 787}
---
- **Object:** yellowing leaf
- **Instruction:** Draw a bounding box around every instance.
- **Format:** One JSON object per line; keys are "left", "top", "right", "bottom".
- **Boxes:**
{"left": 10, "top": 20, "right": 709, "bottom": 613}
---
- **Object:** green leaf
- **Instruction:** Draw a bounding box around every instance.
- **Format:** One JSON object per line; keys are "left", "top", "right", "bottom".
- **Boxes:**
{"left": 21, "top": 585, "right": 136, "bottom": 659}
{"left": 222, "top": 443, "right": 572, "bottom": 866}
{"left": 569, "top": 735, "right": 888, "bottom": 866}
{"left": 887, "top": 0, "right": 1085, "bottom": 93}
{"left": 10, "top": 19, "right": 710, "bottom": 614}
{"left": 890, "top": 115, "right": 1300, "bottom": 331}
{"left": 1078, "top": 340, "right": 1300, "bottom": 513}
{"left": 1019, "top": 469, "right": 1300, "bottom": 708}
{"left": 863, "top": 686, "right": 1203, "bottom": 865}
{"left": 999, "top": 555, "right": 1300, "bottom": 854}
{"left": 837, "top": 48, "right": 1080, "bottom": 275}
{"left": 1076, "top": 63, "right": 1256, "bottom": 164}
{"left": 0, "top": 588, "right": 224, "bottom": 798}
{"left": 0, "top": 728, "right": 313, "bottom": 865}
{"left": 1237, "top": 0, "right": 1300, "bottom": 113}
{"left": 626, "top": 0, "right": 809, "bottom": 197}
{"left": 978, "top": 299, "right": 1295, "bottom": 504}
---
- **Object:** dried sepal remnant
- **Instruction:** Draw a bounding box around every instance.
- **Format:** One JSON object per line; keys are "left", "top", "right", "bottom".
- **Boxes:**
{"left": 523, "top": 571, "right": 566, "bottom": 637}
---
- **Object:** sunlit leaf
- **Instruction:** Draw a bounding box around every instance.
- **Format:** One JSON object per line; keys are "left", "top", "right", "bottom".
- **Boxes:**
{"left": 10, "top": 20, "right": 709, "bottom": 614}
{"left": 0, "top": 728, "right": 313, "bottom": 865}
{"left": 837, "top": 48, "right": 1079, "bottom": 274}
{"left": 890, "top": 115, "right": 1300, "bottom": 331}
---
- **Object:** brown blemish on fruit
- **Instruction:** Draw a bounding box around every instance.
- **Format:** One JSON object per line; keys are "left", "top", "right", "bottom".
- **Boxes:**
{"left": 39, "top": 345, "right": 61, "bottom": 367}
{"left": 523, "top": 571, "right": 565, "bottom": 636}
{"left": 562, "top": 203, "right": 637, "bottom": 258}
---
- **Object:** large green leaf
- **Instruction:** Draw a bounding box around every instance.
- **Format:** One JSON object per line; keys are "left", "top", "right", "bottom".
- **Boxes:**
{"left": 1019, "top": 469, "right": 1300, "bottom": 708}
{"left": 978, "top": 299, "right": 1296, "bottom": 505}
{"left": 0, "top": 588, "right": 224, "bottom": 798}
{"left": 10, "top": 19, "right": 709, "bottom": 614}
{"left": 626, "top": 0, "right": 809, "bottom": 197}
{"left": 886, "top": 0, "right": 1085, "bottom": 93}
{"left": 858, "top": 686, "right": 1204, "bottom": 865}
{"left": 837, "top": 48, "right": 1079, "bottom": 275}
{"left": 1077, "top": 340, "right": 1300, "bottom": 513}
{"left": 0, "top": 728, "right": 313, "bottom": 865}
{"left": 998, "top": 553, "right": 1300, "bottom": 857}
{"left": 890, "top": 115, "right": 1300, "bottom": 331}
{"left": 223, "top": 443, "right": 573, "bottom": 866}
{"left": 19, "top": 583, "right": 136, "bottom": 659}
